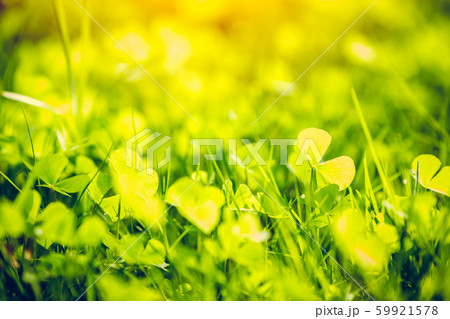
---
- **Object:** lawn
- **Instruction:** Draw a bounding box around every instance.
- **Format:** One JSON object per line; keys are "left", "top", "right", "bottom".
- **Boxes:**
{"left": 0, "top": 0, "right": 449, "bottom": 301}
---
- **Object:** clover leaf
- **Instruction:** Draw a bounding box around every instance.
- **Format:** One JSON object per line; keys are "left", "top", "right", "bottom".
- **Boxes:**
{"left": 165, "top": 177, "right": 224, "bottom": 234}
{"left": 411, "top": 154, "right": 449, "bottom": 196}
{"left": 33, "top": 154, "right": 90, "bottom": 195}
{"left": 33, "top": 154, "right": 68, "bottom": 186}
{"left": 109, "top": 148, "right": 159, "bottom": 202}
{"left": 103, "top": 234, "right": 166, "bottom": 267}
{"left": 35, "top": 202, "right": 76, "bottom": 248}
{"left": 225, "top": 182, "right": 262, "bottom": 212}
{"left": 76, "top": 216, "right": 108, "bottom": 247}
{"left": 294, "top": 128, "right": 355, "bottom": 191}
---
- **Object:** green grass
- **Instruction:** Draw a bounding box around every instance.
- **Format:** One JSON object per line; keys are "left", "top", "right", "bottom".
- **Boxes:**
{"left": 0, "top": 0, "right": 449, "bottom": 301}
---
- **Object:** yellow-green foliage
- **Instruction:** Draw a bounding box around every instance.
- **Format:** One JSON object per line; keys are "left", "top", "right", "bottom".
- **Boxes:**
{"left": 0, "top": 0, "right": 449, "bottom": 301}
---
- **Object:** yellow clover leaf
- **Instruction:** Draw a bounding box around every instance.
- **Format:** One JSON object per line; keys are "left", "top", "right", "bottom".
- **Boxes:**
{"left": 295, "top": 128, "right": 355, "bottom": 191}
{"left": 109, "top": 148, "right": 159, "bottom": 202}
{"left": 109, "top": 148, "right": 166, "bottom": 229}
{"left": 411, "top": 154, "right": 449, "bottom": 196}
{"left": 165, "top": 177, "right": 225, "bottom": 234}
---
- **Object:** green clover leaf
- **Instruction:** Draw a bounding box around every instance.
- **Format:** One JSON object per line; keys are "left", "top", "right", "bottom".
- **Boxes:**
{"left": 33, "top": 154, "right": 89, "bottom": 195}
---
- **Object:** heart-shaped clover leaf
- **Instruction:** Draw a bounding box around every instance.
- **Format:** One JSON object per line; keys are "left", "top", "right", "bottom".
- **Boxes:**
{"left": 109, "top": 148, "right": 159, "bottom": 202}
{"left": 165, "top": 177, "right": 225, "bottom": 234}
{"left": 293, "top": 128, "right": 355, "bottom": 191}
{"left": 411, "top": 154, "right": 449, "bottom": 196}
{"left": 33, "top": 154, "right": 90, "bottom": 196}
